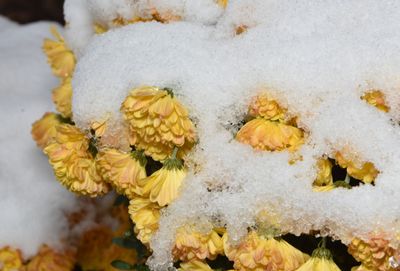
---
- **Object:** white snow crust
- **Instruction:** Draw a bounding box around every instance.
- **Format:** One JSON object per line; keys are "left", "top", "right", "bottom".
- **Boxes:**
{"left": 0, "top": 18, "right": 101, "bottom": 258}
{"left": 63, "top": 1, "right": 400, "bottom": 269}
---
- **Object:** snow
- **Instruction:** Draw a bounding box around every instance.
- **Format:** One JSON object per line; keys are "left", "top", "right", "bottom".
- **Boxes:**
{"left": 4, "top": 0, "right": 400, "bottom": 269}
{"left": 0, "top": 18, "right": 81, "bottom": 258}
{"left": 64, "top": 0, "right": 400, "bottom": 269}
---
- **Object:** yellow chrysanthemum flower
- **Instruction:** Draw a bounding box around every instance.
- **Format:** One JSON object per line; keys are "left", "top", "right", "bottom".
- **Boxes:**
{"left": 76, "top": 226, "right": 137, "bottom": 271}
{"left": 236, "top": 118, "right": 304, "bottom": 152}
{"left": 248, "top": 93, "right": 286, "bottom": 122}
{"left": 312, "top": 184, "right": 336, "bottom": 192}
{"left": 348, "top": 236, "right": 395, "bottom": 271}
{"left": 173, "top": 227, "right": 224, "bottom": 262}
{"left": 44, "top": 124, "right": 110, "bottom": 197}
{"left": 121, "top": 86, "right": 196, "bottom": 161}
{"left": 179, "top": 260, "right": 214, "bottom": 271}
{"left": 31, "top": 112, "right": 62, "bottom": 149}
{"left": 296, "top": 246, "right": 341, "bottom": 271}
{"left": 22, "top": 245, "right": 75, "bottom": 271}
{"left": 361, "top": 90, "right": 390, "bottom": 113}
{"left": 225, "top": 231, "right": 308, "bottom": 271}
{"left": 312, "top": 158, "right": 333, "bottom": 191}
{"left": 52, "top": 78, "right": 72, "bottom": 119}
{"left": 138, "top": 149, "right": 186, "bottom": 207}
{"left": 43, "top": 26, "right": 75, "bottom": 79}
{"left": 97, "top": 148, "right": 147, "bottom": 198}
{"left": 0, "top": 246, "right": 23, "bottom": 271}
{"left": 335, "top": 152, "right": 379, "bottom": 184}
{"left": 128, "top": 197, "right": 161, "bottom": 244}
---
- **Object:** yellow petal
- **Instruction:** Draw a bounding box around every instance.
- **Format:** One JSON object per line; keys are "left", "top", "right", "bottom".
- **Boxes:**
{"left": 52, "top": 78, "right": 72, "bottom": 118}
{"left": 31, "top": 112, "right": 61, "bottom": 149}
{"left": 43, "top": 26, "right": 75, "bottom": 78}
{"left": 179, "top": 260, "right": 214, "bottom": 271}
{"left": 236, "top": 118, "right": 304, "bottom": 152}
{"left": 361, "top": 90, "right": 390, "bottom": 112}
{"left": 0, "top": 246, "right": 23, "bottom": 271}
{"left": 97, "top": 149, "right": 147, "bottom": 197}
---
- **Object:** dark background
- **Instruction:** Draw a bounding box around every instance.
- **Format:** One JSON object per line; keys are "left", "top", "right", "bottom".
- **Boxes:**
{"left": 0, "top": 0, "right": 64, "bottom": 24}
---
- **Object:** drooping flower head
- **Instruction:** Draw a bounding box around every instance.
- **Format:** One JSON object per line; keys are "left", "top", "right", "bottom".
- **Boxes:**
{"left": 121, "top": 86, "right": 197, "bottom": 161}
{"left": 296, "top": 244, "right": 341, "bottom": 271}
{"left": 236, "top": 118, "right": 304, "bottom": 152}
{"left": 248, "top": 93, "right": 287, "bottom": 122}
{"left": 31, "top": 112, "right": 62, "bottom": 149}
{"left": 128, "top": 197, "right": 161, "bottom": 245}
{"left": 225, "top": 231, "right": 308, "bottom": 271}
{"left": 44, "top": 124, "right": 110, "bottom": 196}
{"left": 138, "top": 148, "right": 187, "bottom": 207}
{"left": 173, "top": 227, "right": 224, "bottom": 262}
{"left": 348, "top": 236, "right": 396, "bottom": 271}
{"left": 43, "top": 26, "right": 75, "bottom": 79}
{"left": 97, "top": 148, "right": 147, "bottom": 198}
{"left": 335, "top": 151, "right": 379, "bottom": 184}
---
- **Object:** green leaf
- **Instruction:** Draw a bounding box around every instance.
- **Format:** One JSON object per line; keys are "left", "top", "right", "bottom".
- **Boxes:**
{"left": 111, "top": 260, "right": 135, "bottom": 270}
{"left": 135, "top": 264, "right": 150, "bottom": 271}
{"left": 112, "top": 237, "right": 138, "bottom": 249}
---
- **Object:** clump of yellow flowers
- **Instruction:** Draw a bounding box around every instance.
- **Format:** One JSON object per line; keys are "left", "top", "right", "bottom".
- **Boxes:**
{"left": 27, "top": 19, "right": 400, "bottom": 271}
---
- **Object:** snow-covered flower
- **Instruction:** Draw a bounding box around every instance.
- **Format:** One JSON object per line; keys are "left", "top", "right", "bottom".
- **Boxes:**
{"left": 248, "top": 93, "right": 286, "bottom": 122}
{"left": 236, "top": 118, "right": 304, "bottom": 152}
{"left": 335, "top": 152, "right": 378, "bottom": 184}
{"left": 173, "top": 227, "right": 224, "bottom": 262}
{"left": 121, "top": 86, "right": 197, "bottom": 161}
{"left": 138, "top": 148, "right": 186, "bottom": 206}
{"left": 225, "top": 231, "right": 309, "bottom": 271}
{"left": 97, "top": 148, "right": 147, "bottom": 198}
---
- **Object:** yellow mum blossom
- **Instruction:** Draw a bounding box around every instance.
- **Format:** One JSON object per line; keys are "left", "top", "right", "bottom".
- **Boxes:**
{"left": 173, "top": 227, "right": 224, "bottom": 262}
{"left": 179, "top": 260, "right": 214, "bottom": 271}
{"left": 225, "top": 231, "right": 308, "bottom": 271}
{"left": 22, "top": 245, "right": 75, "bottom": 271}
{"left": 52, "top": 78, "right": 72, "bottom": 119}
{"left": 361, "top": 90, "right": 390, "bottom": 113}
{"left": 348, "top": 236, "right": 395, "bottom": 271}
{"left": 128, "top": 197, "right": 161, "bottom": 244}
{"left": 248, "top": 93, "right": 286, "bottom": 122}
{"left": 236, "top": 118, "right": 304, "bottom": 152}
{"left": 335, "top": 152, "right": 379, "bottom": 184}
{"left": 44, "top": 124, "right": 110, "bottom": 196}
{"left": 97, "top": 148, "right": 147, "bottom": 198}
{"left": 31, "top": 112, "right": 62, "bottom": 149}
{"left": 77, "top": 226, "right": 137, "bottom": 271}
{"left": 91, "top": 120, "right": 108, "bottom": 138}
{"left": 297, "top": 246, "right": 341, "bottom": 271}
{"left": 43, "top": 26, "right": 75, "bottom": 79}
{"left": 121, "top": 86, "right": 196, "bottom": 161}
{"left": 138, "top": 149, "right": 186, "bottom": 206}
{"left": 0, "top": 247, "right": 23, "bottom": 271}
{"left": 217, "top": 0, "right": 228, "bottom": 8}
